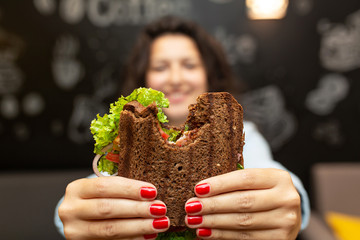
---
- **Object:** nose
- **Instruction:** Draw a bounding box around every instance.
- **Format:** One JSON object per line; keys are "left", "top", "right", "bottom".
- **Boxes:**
{"left": 168, "top": 64, "right": 182, "bottom": 85}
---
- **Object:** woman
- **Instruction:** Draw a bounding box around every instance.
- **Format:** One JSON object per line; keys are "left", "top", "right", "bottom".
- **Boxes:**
{"left": 55, "top": 16, "right": 309, "bottom": 240}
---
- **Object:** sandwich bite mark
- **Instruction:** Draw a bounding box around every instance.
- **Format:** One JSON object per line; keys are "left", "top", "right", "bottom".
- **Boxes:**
{"left": 90, "top": 88, "right": 245, "bottom": 230}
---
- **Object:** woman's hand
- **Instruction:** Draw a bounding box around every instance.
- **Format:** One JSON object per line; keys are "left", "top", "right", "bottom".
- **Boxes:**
{"left": 58, "top": 176, "right": 169, "bottom": 240}
{"left": 185, "top": 168, "right": 302, "bottom": 240}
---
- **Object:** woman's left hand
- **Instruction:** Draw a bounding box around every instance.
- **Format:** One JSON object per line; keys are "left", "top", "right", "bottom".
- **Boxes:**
{"left": 185, "top": 168, "right": 302, "bottom": 240}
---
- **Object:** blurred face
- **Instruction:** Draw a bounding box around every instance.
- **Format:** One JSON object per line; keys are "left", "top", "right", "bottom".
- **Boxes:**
{"left": 146, "top": 34, "right": 208, "bottom": 126}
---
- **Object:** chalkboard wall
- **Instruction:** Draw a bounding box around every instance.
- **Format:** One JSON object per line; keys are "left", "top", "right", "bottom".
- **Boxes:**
{"left": 1, "top": 0, "right": 360, "bottom": 195}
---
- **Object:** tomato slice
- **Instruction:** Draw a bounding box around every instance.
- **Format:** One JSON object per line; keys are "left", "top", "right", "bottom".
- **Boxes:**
{"left": 105, "top": 151, "right": 120, "bottom": 163}
{"left": 158, "top": 127, "right": 169, "bottom": 141}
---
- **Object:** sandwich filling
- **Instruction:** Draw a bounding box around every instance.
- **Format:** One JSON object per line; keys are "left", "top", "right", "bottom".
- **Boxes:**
{"left": 90, "top": 88, "right": 171, "bottom": 174}
{"left": 90, "top": 87, "right": 198, "bottom": 175}
{"left": 90, "top": 89, "right": 244, "bottom": 239}
{"left": 164, "top": 126, "right": 199, "bottom": 147}
{"left": 90, "top": 87, "right": 243, "bottom": 176}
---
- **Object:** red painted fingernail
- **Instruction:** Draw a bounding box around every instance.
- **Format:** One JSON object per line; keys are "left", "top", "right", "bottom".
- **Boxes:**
{"left": 198, "top": 228, "right": 212, "bottom": 237}
{"left": 144, "top": 233, "right": 158, "bottom": 239}
{"left": 153, "top": 217, "right": 169, "bottom": 229}
{"left": 187, "top": 215, "right": 203, "bottom": 225}
{"left": 150, "top": 204, "right": 167, "bottom": 216}
{"left": 185, "top": 201, "right": 203, "bottom": 213}
{"left": 140, "top": 187, "right": 157, "bottom": 199}
{"left": 195, "top": 183, "right": 210, "bottom": 195}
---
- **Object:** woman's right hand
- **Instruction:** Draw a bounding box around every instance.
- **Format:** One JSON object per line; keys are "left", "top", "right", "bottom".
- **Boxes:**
{"left": 58, "top": 176, "right": 169, "bottom": 240}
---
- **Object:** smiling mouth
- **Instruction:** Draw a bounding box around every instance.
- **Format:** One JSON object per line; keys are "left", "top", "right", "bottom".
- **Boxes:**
{"left": 166, "top": 91, "right": 188, "bottom": 104}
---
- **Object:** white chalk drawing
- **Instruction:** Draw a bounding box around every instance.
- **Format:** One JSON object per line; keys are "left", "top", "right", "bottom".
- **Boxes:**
{"left": 13, "top": 122, "right": 30, "bottom": 141}
{"left": 241, "top": 85, "right": 296, "bottom": 150}
{"left": 319, "top": 9, "right": 360, "bottom": 72}
{"left": 67, "top": 65, "right": 118, "bottom": 143}
{"left": 312, "top": 9, "right": 360, "bottom": 144}
{"left": 0, "top": 61, "right": 23, "bottom": 96}
{"left": 0, "top": 29, "right": 24, "bottom": 96}
{"left": 35, "top": 0, "right": 191, "bottom": 26}
{"left": 92, "top": 65, "right": 118, "bottom": 99}
{"left": 305, "top": 73, "right": 349, "bottom": 116}
{"left": 235, "top": 34, "right": 258, "bottom": 64}
{"left": 313, "top": 120, "right": 344, "bottom": 146}
{"left": 52, "top": 34, "right": 84, "bottom": 90}
{"left": 0, "top": 94, "right": 19, "bottom": 119}
{"left": 22, "top": 92, "right": 45, "bottom": 116}
{"left": 33, "top": 0, "right": 56, "bottom": 15}
{"left": 59, "top": 0, "right": 86, "bottom": 24}
{"left": 88, "top": 0, "right": 141, "bottom": 27}
{"left": 293, "top": 0, "right": 313, "bottom": 16}
{"left": 67, "top": 95, "right": 106, "bottom": 144}
{"left": 0, "top": 26, "right": 27, "bottom": 142}
{"left": 214, "top": 27, "right": 258, "bottom": 65}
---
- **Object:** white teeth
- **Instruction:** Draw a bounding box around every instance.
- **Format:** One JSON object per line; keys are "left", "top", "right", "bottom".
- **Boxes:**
{"left": 171, "top": 93, "right": 183, "bottom": 99}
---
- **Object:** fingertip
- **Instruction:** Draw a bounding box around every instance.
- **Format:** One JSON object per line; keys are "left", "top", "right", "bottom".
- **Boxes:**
{"left": 143, "top": 233, "right": 158, "bottom": 239}
{"left": 149, "top": 203, "right": 167, "bottom": 217}
{"left": 185, "top": 200, "right": 203, "bottom": 214}
{"left": 197, "top": 228, "right": 212, "bottom": 238}
{"left": 186, "top": 215, "right": 203, "bottom": 227}
{"left": 152, "top": 216, "right": 170, "bottom": 231}
{"left": 140, "top": 186, "right": 157, "bottom": 199}
{"left": 194, "top": 183, "right": 210, "bottom": 196}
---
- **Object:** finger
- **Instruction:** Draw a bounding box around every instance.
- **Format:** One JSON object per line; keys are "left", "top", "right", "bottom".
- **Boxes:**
{"left": 78, "top": 233, "right": 159, "bottom": 240}
{"left": 194, "top": 168, "right": 289, "bottom": 197}
{"left": 196, "top": 228, "right": 290, "bottom": 240}
{"left": 186, "top": 209, "right": 297, "bottom": 230}
{"left": 68, "top": 176, "right": 157, "bottom": 200}
{"left": 186, "top": 189, "right": 281, "bottom": 215}
{"left": 76, "top": 199, "right": 167, "bottom": 220}
{"left": 65, "top": 217, "right": 169, "bottom": 240}
{"left": 95, "top": 234, "right": 158, "bottom": 240}
{"left": 97, "top": 233, "right": 159, "bottom": 240}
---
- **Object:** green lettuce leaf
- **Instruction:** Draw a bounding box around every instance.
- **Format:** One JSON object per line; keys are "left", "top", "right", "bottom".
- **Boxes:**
{"left": 97, "top": 156, "right": 118, "bottom": 174}
{"left": 163, "top": 128, "right": 181, "bottom": 142}
{"left": 237, "top": 163, "right": 244, "bottom": 170}
{"left": 90, "top": 88, "right": 170, "bottom": 155}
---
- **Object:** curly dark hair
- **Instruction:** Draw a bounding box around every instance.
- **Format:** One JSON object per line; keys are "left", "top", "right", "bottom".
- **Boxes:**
{"left": 121, "top": 15, "right": 239, "bottom": 95}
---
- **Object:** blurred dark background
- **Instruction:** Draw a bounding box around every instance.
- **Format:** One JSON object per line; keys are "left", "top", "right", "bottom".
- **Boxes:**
{"left": 0, "top": 0, "right": 360, "bottom": 239}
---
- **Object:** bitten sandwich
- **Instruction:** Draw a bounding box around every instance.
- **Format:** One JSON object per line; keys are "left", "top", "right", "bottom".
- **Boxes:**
{"left": 90, "top": 88, "right": 244, "bottom": 231}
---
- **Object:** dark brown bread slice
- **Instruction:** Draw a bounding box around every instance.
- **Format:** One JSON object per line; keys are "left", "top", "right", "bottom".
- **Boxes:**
{"left": 117, "top": 92, "right": 244, "bottom": 228}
